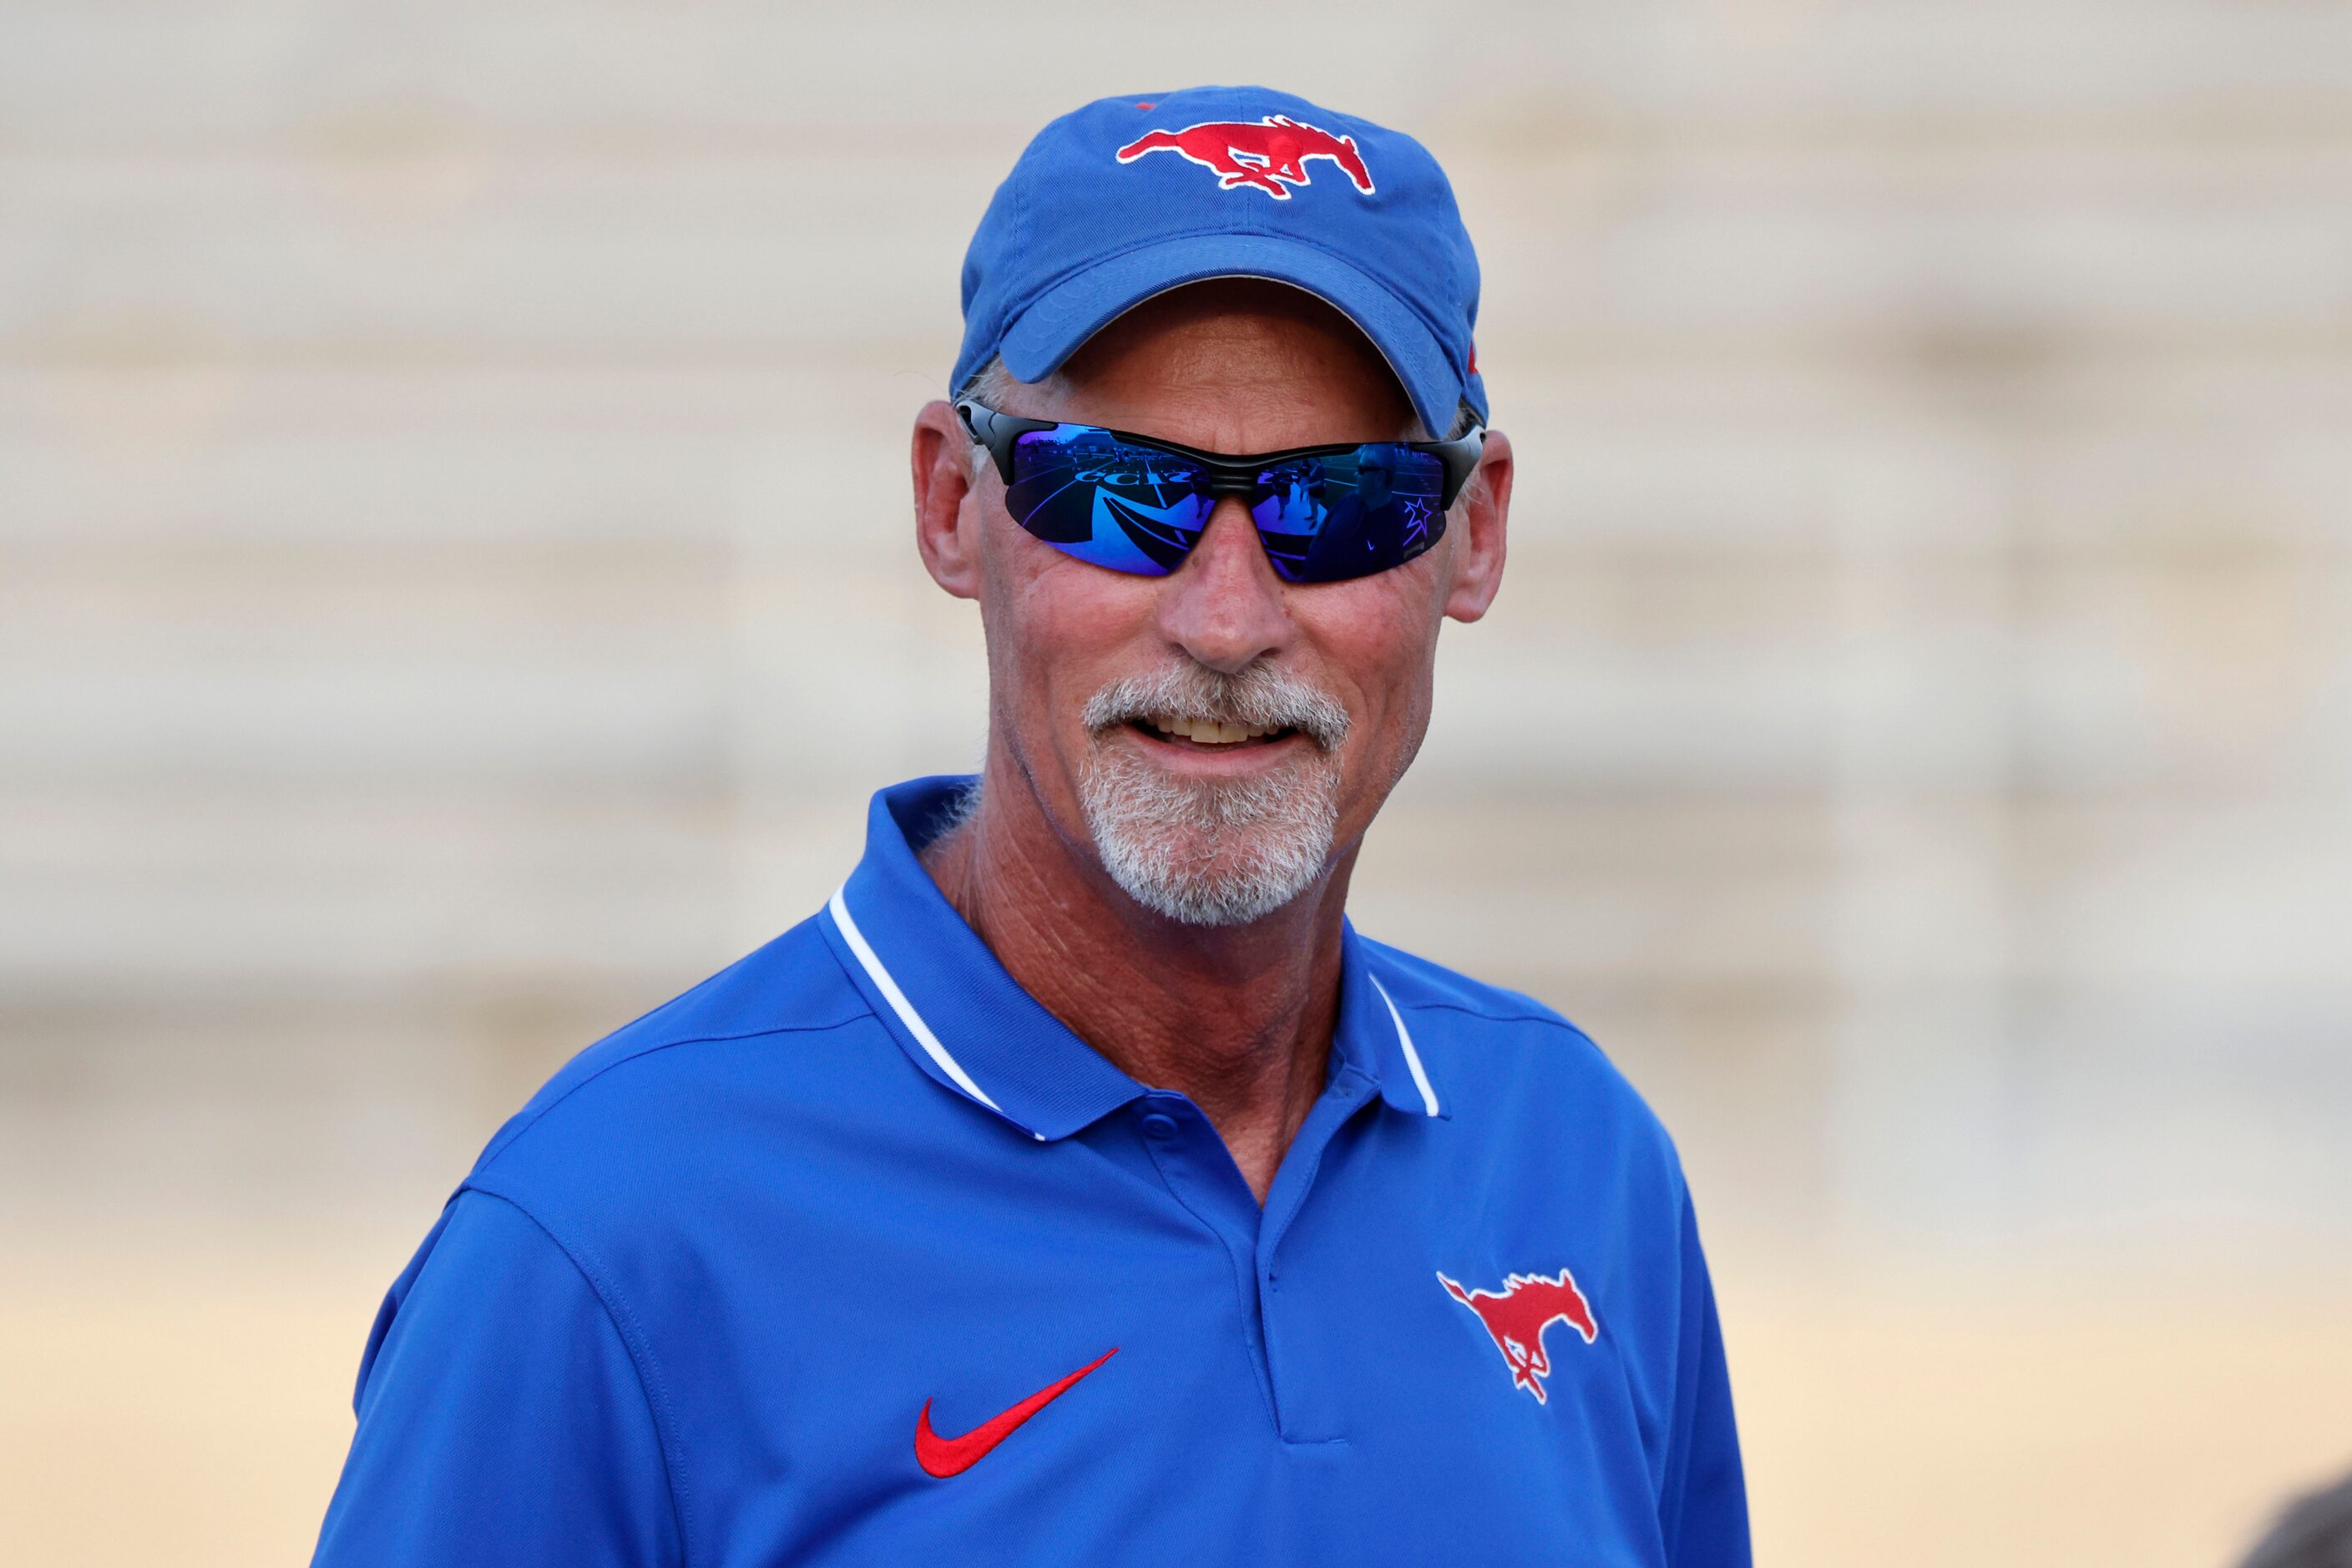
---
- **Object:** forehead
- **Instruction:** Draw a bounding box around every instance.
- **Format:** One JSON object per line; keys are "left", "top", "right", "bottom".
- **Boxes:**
{"left": 1040, "top": 280, "right": 1420, "bottom": 448}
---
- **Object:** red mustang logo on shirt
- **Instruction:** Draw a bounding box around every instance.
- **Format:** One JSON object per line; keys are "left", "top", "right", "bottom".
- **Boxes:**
{"left": 1115, "top": 115, "right": 1375, "bottom": 199}
{"left": 1439, "top": 1268, "right": 1597, "bottom": 1404}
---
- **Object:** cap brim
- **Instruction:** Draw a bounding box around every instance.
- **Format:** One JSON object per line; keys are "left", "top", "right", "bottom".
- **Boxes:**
{"left": 997, "top": 235, "right": 1464, "bottom": 441}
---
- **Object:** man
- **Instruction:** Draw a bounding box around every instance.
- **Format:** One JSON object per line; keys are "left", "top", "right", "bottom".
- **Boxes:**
{"left": 2240, "top": 1469, "right": 2352, "bottom": 1568}
{"left": 314, "top": 86, "right": 1749, "bottom": 1566}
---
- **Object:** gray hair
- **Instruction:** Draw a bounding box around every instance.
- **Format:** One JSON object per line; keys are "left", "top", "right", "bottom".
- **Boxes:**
{"left": 956, "top": 359, "right": 1029, "bottom": 482}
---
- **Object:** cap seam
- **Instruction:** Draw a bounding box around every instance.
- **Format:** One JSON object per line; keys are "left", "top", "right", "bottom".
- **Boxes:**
{"left": 1012, "top": 158, "right": 1031, "bottom": 333}
{"left": 1007, "top": 225, "right": 1459, "bottom": 375}
{"left": 1002, "top": 234, "right": 1467, "bottom": 438}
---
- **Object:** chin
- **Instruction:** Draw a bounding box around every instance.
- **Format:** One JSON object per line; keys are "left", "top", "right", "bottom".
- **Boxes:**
{"left": 1078, "top": 746, "right": 1342, "bottom": 927}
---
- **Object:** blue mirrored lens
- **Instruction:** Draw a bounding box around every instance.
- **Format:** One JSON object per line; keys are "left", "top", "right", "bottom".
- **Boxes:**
{"left": 1250, "top": 444, "right": 1449, "bottom": 584}
{"left": 1006, "top": 426, "right": 1213, "bottom": 576}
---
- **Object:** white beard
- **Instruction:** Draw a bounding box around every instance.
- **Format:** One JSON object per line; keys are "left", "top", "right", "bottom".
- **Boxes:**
{"left": 1075, "top": 662, "right": 1350, "bottom": 927}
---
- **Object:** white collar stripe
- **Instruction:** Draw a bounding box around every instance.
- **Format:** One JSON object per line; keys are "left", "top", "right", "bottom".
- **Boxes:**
{"left": 836, "top": 883, "right": 1433, "bottom": 1130}
{"left": 827, "top": 885, "right": 1013, "bottom": 1120}
{"left": 1370, "top": 975, "right": 1441, "bottom": 1117}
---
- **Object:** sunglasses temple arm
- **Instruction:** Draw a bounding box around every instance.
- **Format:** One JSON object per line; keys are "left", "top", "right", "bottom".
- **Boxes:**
{"left": 954, "top": 400, "right": 1022, "bottom": 483}
{"left": 1437, "top": 430, "right": 1486, "bottom": 509}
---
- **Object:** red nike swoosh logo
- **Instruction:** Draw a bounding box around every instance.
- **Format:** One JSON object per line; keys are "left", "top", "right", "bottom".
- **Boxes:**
{"left": 913, "top": 1348, "right": 1117, "bottom": 1478}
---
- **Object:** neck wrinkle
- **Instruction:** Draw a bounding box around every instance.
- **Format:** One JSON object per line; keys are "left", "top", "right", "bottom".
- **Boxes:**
{"left": 918, "top": 761, "right": 1351, "bottom": 1201}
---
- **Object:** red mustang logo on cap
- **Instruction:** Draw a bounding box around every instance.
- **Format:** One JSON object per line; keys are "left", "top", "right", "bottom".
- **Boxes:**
{"left": 1439, "top": 1267, "right": 1598, "bottom": 1404}
{"left": 1115, "top": 115, "right": 1374, "bottom": 199}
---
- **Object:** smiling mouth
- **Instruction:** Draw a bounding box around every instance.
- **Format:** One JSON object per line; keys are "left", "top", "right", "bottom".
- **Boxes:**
{"left": 1132, "top": 715, "right": 1298, "bottom": 749}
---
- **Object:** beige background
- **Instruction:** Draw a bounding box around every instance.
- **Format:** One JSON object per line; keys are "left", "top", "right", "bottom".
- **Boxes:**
{"left": 3, "top": 3, "right": 2349, "bottom": 1564}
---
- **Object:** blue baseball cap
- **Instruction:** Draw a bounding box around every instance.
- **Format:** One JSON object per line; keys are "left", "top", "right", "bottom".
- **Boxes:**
{"left": 953, "top": 86, "right": 1487, "bottom": 440}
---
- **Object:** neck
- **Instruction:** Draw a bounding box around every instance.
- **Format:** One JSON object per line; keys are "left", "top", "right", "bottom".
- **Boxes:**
{"left": 918, "top": 761, "right": 1353, "bottom": 1203}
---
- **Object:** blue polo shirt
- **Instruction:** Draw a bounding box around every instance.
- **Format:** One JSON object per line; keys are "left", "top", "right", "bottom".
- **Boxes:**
{"left": 314, "top": 776, "right": 1748, "bottom": 1566}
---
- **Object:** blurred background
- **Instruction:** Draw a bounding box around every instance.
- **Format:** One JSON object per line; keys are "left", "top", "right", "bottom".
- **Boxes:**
{"left": 4, "top": 2, "right": 2349, "bottom": 1563}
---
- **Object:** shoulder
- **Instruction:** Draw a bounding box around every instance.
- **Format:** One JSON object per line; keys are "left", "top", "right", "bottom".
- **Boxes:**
{"left": 1361, "top": 931, "right": 1611, "bottom": 1070}
{"left": 463, "top": 913, "right": 888, "bottom": 1193}
{"left": 1363, "top": 936, "right": 1598, "bottom": 1041}
{"left": 1361, "top": 933, "right": 1687, "bottom": 1190}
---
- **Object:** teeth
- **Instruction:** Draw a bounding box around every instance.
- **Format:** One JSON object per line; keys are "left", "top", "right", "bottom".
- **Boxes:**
{"left": 1147, "top": 715, "right": 1277, "bottom": 745}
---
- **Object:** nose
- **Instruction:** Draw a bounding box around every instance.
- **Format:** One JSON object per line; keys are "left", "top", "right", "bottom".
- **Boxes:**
{"left": 1156, "top": 497, "right": 1293, "bottom": 675}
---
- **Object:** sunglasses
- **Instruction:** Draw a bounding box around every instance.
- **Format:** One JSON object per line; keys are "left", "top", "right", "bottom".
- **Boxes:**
{"left": 957, "top": 398, "right": 1484, "bottom": 584}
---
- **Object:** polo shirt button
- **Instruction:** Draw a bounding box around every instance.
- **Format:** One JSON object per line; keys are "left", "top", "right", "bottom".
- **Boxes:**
{"left": 1141, "top": 1113, "right": 1179, "bottom": 1141}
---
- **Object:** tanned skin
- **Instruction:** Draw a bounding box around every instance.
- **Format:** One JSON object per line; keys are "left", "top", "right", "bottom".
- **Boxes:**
{"left": 908, "top": 280, "right": 1513, "bottom": 1201}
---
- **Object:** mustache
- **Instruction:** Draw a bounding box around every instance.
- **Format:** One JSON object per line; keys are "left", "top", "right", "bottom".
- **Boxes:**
{"left": 1082, "top": 661, "right": 1352, "bottom": 751}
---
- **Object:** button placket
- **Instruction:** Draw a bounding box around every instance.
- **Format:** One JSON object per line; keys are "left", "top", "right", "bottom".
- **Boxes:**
{"left": 1252, "top": 1066, "right": 1380, "bottom": 1444}
{"left": 1132, "top": 1095, "right": 1282, "bottom": 1429}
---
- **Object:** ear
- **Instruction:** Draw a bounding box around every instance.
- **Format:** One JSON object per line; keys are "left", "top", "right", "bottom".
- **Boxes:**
{"left": 1442, "top": 428, "right": 1512, "bottom": 624}
{"left": 912, "top": 398, "right": 983, "bottom": 600}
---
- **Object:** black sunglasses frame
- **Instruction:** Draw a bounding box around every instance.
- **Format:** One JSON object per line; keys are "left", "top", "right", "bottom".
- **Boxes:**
{"left": 954, "top": 399, "right": 1487, "bottom": 512}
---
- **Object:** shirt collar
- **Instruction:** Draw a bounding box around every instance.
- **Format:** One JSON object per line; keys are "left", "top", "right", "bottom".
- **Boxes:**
{"left": 820, "top": 776, "right": 1445, "bottom": 1141}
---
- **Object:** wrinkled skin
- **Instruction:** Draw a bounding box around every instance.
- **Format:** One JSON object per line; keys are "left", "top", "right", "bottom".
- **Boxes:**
{"left": 909, "top": 280, "right": 1513, "bottom": 1201}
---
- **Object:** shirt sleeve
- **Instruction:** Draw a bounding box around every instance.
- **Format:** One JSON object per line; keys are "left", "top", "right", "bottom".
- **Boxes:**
{"left": 1657, "top": 1191, "right": 1752, "bottom": 1568}
{"left": 311, "top": 1188, "right": 684, "bottom": 1568}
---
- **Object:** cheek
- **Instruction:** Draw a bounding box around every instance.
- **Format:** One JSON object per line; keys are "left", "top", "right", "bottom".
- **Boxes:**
{"left": 983, "top": 544, "right": 1162, "bottom": 736}
{"left": 1297, "top": 572, "right": 1444, "bottom": 741}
